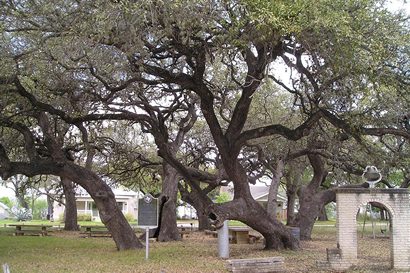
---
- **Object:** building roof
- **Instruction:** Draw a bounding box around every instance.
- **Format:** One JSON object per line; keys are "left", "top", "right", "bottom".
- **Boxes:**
{"left": 250, "top": 185, "right": 270, "bottom": 200}
{"left": 250, "top": 185, "right": 287, "bottom": 202}
{"left": 220, "top": 185, "right": 287, "bottom": 203}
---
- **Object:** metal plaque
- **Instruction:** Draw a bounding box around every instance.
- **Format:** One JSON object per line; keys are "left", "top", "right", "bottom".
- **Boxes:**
{"left": 138, "top": 194, "right": 159, "bottom": 227}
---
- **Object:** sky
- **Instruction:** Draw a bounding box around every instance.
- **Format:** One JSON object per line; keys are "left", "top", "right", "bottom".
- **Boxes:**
{"left": 389, "top": 0, "right": 410, "bottom": 13}
{"left": 0, "top": 184, "right": 15, "bottom": 199}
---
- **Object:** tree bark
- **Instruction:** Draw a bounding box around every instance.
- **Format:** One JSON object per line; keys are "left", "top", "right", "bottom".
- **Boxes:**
{"left": 16, "top": 194, "right": 29, "bottom": 209}
{"left": 157, "top": 163, "right": 181, "bottom": 241}
{"left": 211, "top": 159, "right": 298, "bottom": 250}
{"left": 285, "top": 168, "right": 301, "bottom": 227}
{"left": 46, "top": 195, "right": 54, "bottom": 220}
{"left": 197, "top": 210, "right": 212, "bottom": 230}
{"left": 317, "top": 206, "right": 328, "bottom": 221}
{"left": 286, "top": 187, "right": 298, "bottom": 226}
{"left": 179, "top": 182, "right": 212, "bottom": 231}
{"left": 2, "top": 160, "right": 144, "bottom": 250}
{"left": 14, "top": 180, "right": 29, "bottom": 209}
{"left": 266, "top": 159, "right": 284, "bottom": 220}
{"left": 61, "top": 177, "right": 79, "bottom": 231}
{"left": 295, "top": 154, "right": 333, "bottom": 240}
{"left": 61, "top": 162, "right": 143, "bottom": 250}
{"left": 297, "top": 189, "right": 335, "bottom": 240}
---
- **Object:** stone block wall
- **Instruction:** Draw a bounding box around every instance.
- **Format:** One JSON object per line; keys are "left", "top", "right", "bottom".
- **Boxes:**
{"left": 329, "top": 188, "right": 410, "bottom": 271}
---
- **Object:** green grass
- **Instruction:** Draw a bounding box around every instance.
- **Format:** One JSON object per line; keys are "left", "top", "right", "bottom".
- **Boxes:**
{"left": 0, "top": 231, "right": 225, "bottom": 273}
{"left": 0, "top": 219, "right": 395, "bottom": 273}
{"left": 0, "top": 219, "right": 138, "bottom": 227}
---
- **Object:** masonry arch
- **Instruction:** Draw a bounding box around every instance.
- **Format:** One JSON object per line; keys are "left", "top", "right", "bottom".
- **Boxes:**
{"left": 325, "top": 188, "right": 410, "bottom": 271}
{"left": 356, "top": 200, "right": 393, "bottom": 270}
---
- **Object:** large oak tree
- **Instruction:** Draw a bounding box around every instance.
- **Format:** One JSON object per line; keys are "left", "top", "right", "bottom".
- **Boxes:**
{"left": 1, "top": 0, "right": 409, "bottom": 250}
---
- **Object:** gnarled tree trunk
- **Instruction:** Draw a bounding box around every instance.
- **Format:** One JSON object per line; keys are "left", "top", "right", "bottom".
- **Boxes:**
{"left": 179, "top": 182, "right": 212, "bottom": 231}
{"left": 266, "top": 159, "right": 284, "bottom": 220}
{"left": 61, "top": 177, "right": 79, "bottom": 231}
{"left": 209, "top": 159, "right": 298, "bottom": 250}
{"left": 286, "top": 187, "right": 298, "bottom": 226}
{"left": 297, "top": 188, "right": 335, "bottom": 240}
{"left": 46, "top": 195, "right": 54, "bottom": 220}
{"left": 295, "top": 154, "right": 334, "bottom": 240}
{"left": 61, "top": 162, "right": 143, "bottom": 250}
{"left": 157, "top": 163, "right": 181, "bottom": 241}
{"left": 317, "top": 206, "right": 328, "bottom": 221}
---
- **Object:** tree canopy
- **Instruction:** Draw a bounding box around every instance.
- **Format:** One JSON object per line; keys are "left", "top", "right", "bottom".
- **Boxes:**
{"left": 0, "top": 0, "right": 409, "bottom": 250}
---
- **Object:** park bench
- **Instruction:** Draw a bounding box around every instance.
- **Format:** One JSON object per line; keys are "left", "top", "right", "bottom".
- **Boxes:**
{"left": 248, "top": 233, "right": 262, "bottom": 244}
{"left": 229, "top": 227, "right": 251, "bottom": 244}
{"left": 8, "top": 224, "right": 52, "bottom": 236}
{"left": 178, "top": 227, "right": 191, "bottom": 239}
{"left": 226, "top": 257, "right": 285, "bottom": 273}
{"left": 204, "top": 229, "right": 218, "bottom": 237}
{"left": 80, "top": 225, "right": 111, "bottom": 238}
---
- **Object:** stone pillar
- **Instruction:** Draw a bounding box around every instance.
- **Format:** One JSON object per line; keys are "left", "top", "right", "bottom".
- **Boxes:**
{"left": 335, "top": 192, "right": 358, "bottom": 269}
{"left": 390, "top": 194, "right": 410, "bottom": 270}
{"left": 330, "top": 188, "right": 410, "bottom": 271}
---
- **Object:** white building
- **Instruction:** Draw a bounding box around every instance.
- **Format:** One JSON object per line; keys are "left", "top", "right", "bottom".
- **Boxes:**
{"left": 220, "top": 184, "right": 289, "bottom": 221}
{"left": 53, "top": 187, "right": 141, "bottom": 221}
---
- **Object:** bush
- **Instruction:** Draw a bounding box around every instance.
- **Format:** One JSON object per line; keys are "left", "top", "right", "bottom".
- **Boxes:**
{"left": 214, "top": 192, "right": 231, "bottom": 203}
{"left": 77, "top": 214, "right": 92, "bottom": 221}
{"left": 9, "top": 207, "right": 32, "bottom": 221}
{"left": 124, "top": 212, "right": 135, "bottom": 222}
{"left": 58, "top": 213, "right": 65, "bottom": 222}
{"left": 32, "top": 199, "right": 48, "bottom": 220}
{"left": 0, "top": 197, "right": 14, "bottom": 208}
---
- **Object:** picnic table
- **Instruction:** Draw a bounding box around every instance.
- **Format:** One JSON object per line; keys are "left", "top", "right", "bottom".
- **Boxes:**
{"left": 8, "top": 224, "right": 53, "bottom": 236}
{"left": 80, "top": 225, "right": 111, "bottom": 237}
{"left": 229, "top": 227, "right": 252, "bottom": 244}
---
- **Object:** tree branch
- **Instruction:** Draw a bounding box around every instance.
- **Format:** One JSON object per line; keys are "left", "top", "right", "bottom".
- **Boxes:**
{"left": 237, "top": 111, "right": 323, "bottom": 144}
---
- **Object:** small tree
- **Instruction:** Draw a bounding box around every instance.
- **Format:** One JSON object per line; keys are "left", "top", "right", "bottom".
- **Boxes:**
{"left": 31, "top": 199, "right": 48, "bottom": 220}
{"left": 215, "top": 192, "right": 232, "bottom": 204}
{"left": 0, "top": 197, "right": 13, "bottom": 208}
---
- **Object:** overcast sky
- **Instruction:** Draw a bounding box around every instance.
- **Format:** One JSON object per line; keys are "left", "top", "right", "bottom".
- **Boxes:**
{"left": 0, "top": 185, "right": 15, "bottom": 199}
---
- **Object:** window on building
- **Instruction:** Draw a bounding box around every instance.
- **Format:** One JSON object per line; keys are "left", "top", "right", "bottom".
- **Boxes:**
{"left": 117, "top": 202, "right": 127, "bottom": 212}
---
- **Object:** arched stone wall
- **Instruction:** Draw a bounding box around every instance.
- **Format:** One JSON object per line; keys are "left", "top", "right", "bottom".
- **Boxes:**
{"left": 326, "top": 188, "right": 410, "bottom": 271}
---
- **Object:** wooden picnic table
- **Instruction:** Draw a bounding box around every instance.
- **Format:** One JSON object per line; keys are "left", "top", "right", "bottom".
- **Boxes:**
{"left": 80, "top": 225, "right": 111, "bottom": 237}
{"left": 8, "top": 224, "right": 53, "bottom": 236}
{"left": 229, "top": 227, "right": 252, "bottom": 244}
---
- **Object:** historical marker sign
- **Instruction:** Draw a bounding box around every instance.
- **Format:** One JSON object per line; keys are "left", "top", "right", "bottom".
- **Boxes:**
{"left": 138, "top": 194, "right": 159, "bottom": 227}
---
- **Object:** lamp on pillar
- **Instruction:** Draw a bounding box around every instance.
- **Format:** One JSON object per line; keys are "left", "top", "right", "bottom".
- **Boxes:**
{"left": 362, "top": 166, "right": 382, "bottom": 188}
{"left": 362, "top": 166, "right": 382, "bottom": 239}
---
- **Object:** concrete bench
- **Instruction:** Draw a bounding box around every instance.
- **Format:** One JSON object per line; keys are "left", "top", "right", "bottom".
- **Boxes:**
{"left": 226, "top": 257, "right": 285, "bottom": 273}
{"left": 204, "top": 230, "right": 218, "bottom": 237}
{"left": 80, "top": 225, "right": 111, "bottom": 238}
{"left": 15, "top": 229, "right": 48, "bottom": 236}
{"left": 179, "top": 230, "right": 190, "bottom": 239}
{"left": 9, "top": 224, "right": 52, "bottom": 236}
{"left": 80, "top": 230, "right": 111, "bottom": 237}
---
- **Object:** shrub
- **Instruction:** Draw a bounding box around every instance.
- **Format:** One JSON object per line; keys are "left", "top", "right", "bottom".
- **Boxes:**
{"left": 0, "top": 197, "right": 14, "bottom": 208}
{"left": 124, "top": 212, "right": 135, "bottom": 222}
{"left": 32, "top": 199, "right": 48, "bottom": 220}
{"left": 58, "top": 213, "right": 65, "bottom": 222}
{"left": 214, "top": 192, "right": 231, "bottom": 203}
{"left": 8, "top": 207, "right": 32, "bottom": 221}
{"left": 77, "top": 213, "right": 92, "bottom": 221}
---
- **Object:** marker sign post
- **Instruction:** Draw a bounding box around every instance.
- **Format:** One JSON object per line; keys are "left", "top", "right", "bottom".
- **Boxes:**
{"left": 138, "top": 194, "right": 159, "bottom": 260}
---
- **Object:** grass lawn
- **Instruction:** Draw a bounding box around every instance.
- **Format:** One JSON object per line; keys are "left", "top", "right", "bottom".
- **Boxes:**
{"left": 0, "top": 220, "right": 396, "bottom": 273}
